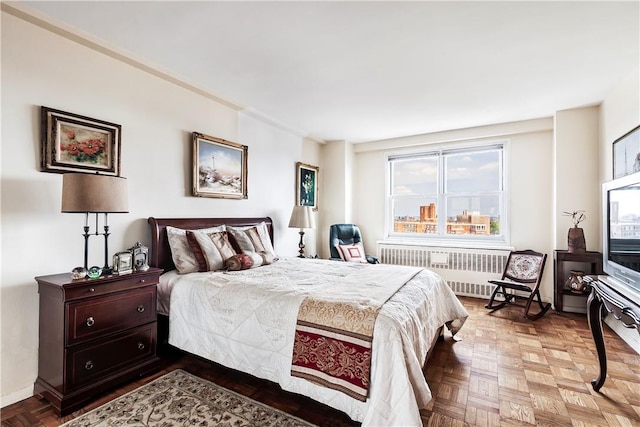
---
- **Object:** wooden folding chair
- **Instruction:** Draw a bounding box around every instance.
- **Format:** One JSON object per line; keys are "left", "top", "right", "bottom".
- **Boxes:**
{"left": 485, "top": 249, "right": 551, "bottom": 320}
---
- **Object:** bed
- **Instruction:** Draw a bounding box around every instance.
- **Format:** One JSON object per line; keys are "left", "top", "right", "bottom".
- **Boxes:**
{"left": 148, "top": 216, "right": 469, "bottom": 426}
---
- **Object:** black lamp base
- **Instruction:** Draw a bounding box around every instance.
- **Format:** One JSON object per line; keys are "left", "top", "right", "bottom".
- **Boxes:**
{"left": 297, "top": 230, "right": 306, "bottom": 258}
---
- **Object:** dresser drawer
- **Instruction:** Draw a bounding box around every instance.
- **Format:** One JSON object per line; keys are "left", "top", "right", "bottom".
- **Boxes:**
{"left": 64, "top": 273, "right": 159, "bottom": 301}
{"left": 66, "top": 286, "right": 156, "bottom": 346}
{"left": 65, "top": 323, "right": 156, "bottom": 391}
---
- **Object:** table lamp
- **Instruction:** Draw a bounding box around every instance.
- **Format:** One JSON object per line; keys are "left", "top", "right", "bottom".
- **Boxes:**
{"left": 288, "top": 205, "right": 316, "bottom": 258}
{"left": 61, "top": 173, "right": 128, "bottom": 274}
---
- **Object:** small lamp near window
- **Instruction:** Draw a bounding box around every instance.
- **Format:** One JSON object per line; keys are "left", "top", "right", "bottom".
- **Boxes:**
{"left": 288, "top": 205, "right": 316, "bottom": 258}
{"left": 61, "top": 173, "right": 129, "bottom": 275}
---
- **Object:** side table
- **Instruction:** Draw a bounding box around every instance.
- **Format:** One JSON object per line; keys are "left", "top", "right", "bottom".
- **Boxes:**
{"left": 554, "top": 250, "right": 603, "bottom": 313}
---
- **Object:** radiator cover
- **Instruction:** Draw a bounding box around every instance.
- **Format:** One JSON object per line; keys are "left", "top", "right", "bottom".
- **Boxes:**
{"left": 378, "top": 243, "right": 511, "bottom": 299}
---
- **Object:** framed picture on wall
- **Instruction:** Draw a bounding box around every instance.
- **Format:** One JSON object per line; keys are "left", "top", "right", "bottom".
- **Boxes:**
{"left": 192, "top": 132, "right": 248, "bottom": 199}
{"left": 40, "top": 106, "right": 121, "bottom": 175}
{"left": 613, "top": 125, "right": 640, "bottom": 178}
{"left": 296, "top": 162, "right": 318, "bottom": 210}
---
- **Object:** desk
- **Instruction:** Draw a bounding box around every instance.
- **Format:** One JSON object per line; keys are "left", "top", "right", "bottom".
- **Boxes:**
{"left": 586, "top": 277, "right": 640, "bottom": 391}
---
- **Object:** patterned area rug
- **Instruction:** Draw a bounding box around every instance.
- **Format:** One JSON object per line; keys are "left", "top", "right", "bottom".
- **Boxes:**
{"left": 61, "top": 369, "right": 316, "bottom": 427}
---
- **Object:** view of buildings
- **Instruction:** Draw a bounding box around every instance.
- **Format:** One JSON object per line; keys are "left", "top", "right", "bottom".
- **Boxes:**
{"left": 394, "top": 203, "right": 496, "bottom": 235}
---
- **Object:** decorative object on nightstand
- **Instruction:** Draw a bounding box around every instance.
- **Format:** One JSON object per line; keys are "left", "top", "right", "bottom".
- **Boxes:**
{"left": 34, "top": 268, "right": 162, "bottom": 415}
{"left": 61, "top": 173, "right": 129, "bottom": 274}
{"left": 129, "top": 242, "right": 150, "bottom": 271}
{"left": 288, "top": 205, "right": 316, "bottom": 258}
{"left": 112, "top": 251, "right": 134, "bottom": 275}
{"left": 87, "top": 266, "right": 102, "bottom": 278}
{"left": 563, "top": 210, "right": 586, "bottom": 253}
{"left": 71, "top": 266, "right": 87, "bottom": 280}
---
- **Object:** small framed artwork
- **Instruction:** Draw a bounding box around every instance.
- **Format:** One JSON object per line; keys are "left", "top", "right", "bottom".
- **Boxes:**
{"left": 193, "top": 132, "right": 248, "bottom": 199}
{"left": 41, "top": 106, "right": 121, "bottom": 175}
{"left": 296, "top": 162, "right": 319, "bottom": 210}
{"left": 112, "top": 251, "right": 133, "bottom": 275}
{"left": 613, "top": 125, "right": 640, "bottom": 179}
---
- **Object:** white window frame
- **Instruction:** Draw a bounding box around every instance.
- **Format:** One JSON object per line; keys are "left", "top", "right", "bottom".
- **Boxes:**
{"left": 385, "top": 139, "right": 510, "bottom": 248}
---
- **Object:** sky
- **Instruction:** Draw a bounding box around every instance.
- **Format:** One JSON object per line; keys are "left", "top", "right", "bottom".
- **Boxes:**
{"left": 392, "top": 150, "right": 502, "bottom": 218}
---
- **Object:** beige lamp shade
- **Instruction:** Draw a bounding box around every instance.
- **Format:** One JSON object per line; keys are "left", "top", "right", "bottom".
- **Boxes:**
{"left": 288, "top": 205, "right": 316, "bottom": 229}
{"left": 61, "top": 173, "right": 129, "bottom": 213}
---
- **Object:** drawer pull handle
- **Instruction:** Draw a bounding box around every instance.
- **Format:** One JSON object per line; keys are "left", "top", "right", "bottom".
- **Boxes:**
{"left": 137, "top": 305, "right": 145, "bottom": 313}
{"left": 139, "top": 279, "right": 146, "bottom": 284}
{"left": 85, "top": 361, "right": 94, "bottom": 370}
{"left": 137, "top": 342, "right": 145, "bottom": 350}
{"left": 86, "top": 317, "right": 95, "bottom": 327}
{"left": 89, "top": 288, "right": 95, "bottom": 292}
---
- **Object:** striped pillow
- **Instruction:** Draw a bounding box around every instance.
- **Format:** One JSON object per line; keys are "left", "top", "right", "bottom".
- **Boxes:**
{"left": 185, "top": 230, "right": 236, "bottom": 271}
{"left": 227, "top": 222, "right": 276, "bottom": 259}
{"left": 166, "top": 225, "right": 226, "bottom": 274}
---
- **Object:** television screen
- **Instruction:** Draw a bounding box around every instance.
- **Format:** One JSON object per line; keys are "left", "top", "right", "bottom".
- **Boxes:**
{"left": 604, "top": 173, "right": 640, "bottom": 295}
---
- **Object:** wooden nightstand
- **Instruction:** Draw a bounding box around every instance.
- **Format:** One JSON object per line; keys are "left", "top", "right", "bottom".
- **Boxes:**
{"left": 34, "top": 268, "right": 162, "bottom": 416}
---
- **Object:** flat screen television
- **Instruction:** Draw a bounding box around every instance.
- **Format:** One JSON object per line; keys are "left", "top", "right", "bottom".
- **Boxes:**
{"left": 601, "top": 170, "right": 640, "bottom": 303}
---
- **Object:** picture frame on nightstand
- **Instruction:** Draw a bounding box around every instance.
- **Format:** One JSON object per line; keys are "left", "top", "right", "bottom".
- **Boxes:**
{"left": 129, "top": 242, "right": 149, "bottom": 271}
{"left": 112, "top": 251, "right": 133, "bottom": 275}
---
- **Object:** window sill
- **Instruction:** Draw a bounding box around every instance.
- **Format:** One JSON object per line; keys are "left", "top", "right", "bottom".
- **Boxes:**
{"left": 377, "top": 238, "right": 514, "bottom": 252}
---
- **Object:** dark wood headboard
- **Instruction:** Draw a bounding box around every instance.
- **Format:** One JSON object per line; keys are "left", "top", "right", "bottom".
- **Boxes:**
{"left": 147, "top": 217, "right": 274, "bottom": 272}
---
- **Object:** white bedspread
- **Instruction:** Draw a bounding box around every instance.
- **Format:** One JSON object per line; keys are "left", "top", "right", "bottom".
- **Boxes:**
{"left": 164, "top": 257, "right": 468, "bottom": 426}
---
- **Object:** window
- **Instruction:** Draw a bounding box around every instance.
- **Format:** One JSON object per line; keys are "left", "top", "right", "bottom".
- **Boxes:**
{"left": 387, "top": 142, "right": 507, "bottom": 244}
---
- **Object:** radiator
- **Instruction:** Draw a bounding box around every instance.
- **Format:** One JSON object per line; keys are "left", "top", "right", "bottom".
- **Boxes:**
{"left": 378, "top": 243, "right": 511, "bottom": 299}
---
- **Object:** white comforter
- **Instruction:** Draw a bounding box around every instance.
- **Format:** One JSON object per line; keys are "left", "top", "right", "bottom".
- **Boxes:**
{"left": 162, "top": 257, "right": 468, "bottom": 426}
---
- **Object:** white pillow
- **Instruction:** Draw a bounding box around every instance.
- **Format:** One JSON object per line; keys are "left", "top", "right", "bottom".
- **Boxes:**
{"left": 337, "top": 243, "right": 368, "bottom": 263}
{"left": 227, "top": 222, "right": 276, "bottom": 259}
{"left": 166, "top": 225, "right": 225, "bottom": 274}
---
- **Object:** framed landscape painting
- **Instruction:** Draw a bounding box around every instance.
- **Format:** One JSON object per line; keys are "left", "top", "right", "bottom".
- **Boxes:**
{"left": 296, "top": 162, "right": 318, "bottom": 210}
{"left": 193, "top": 132, "right": 248, "bottom": 199}
{"left": 40, "top": 106, "right": 121, "bottom": 175}
{"left": 613, "top": 125, "right": 640, "bottom": 179}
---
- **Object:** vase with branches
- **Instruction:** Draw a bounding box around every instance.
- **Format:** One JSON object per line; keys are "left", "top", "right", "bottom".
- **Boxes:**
{"left": 563, "top": 210, "right": 586, "bottom": 252}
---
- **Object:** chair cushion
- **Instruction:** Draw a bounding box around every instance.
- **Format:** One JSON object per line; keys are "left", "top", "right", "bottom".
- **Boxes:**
{"left": 337, "top": 243, "right": 368, "bottom": 263}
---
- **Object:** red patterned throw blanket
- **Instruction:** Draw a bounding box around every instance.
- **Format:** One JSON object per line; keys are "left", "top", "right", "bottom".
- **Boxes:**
{"left": 291, "top": 265, "right": 422, "bottom": 401}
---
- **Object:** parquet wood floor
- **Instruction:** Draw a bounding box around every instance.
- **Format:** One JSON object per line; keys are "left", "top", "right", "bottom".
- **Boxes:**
{"left": 2, "top": 296, "right": 639, "bottom": 426}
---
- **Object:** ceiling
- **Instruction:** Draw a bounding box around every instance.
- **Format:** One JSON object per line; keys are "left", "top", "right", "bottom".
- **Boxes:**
{"left": 17, "top": 1, "right": 640, "bottom": 143}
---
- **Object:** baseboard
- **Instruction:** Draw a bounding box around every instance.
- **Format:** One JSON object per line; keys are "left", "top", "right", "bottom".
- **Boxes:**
{"left": 1, "top": 384, "right": 33, "bottom": 408}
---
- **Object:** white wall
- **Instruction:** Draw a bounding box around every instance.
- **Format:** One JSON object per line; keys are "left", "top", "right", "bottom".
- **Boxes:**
{"left": 319, "top": 140, "right": 353, "bottom": 258}
{"left": 554, "top": 107, "right": 600, "bottom": 252}
{"left": 1, "top": 11, "right": 318, "bottom": 406}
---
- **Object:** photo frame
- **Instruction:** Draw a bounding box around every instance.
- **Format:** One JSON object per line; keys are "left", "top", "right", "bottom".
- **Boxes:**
{"left": 613, "top": 125, "right": 640, "bottom": 179}
{"left": 296, "top": 162, "right": 319, "bottom": 210}
{"left": 129, "top": 242, "right": 149, "bottom": 271}
{"left": 193, "top": 132, "right": 248, "bottom": 199}
{"left": 41, "top": 106, "right": 121, "bottom": 175}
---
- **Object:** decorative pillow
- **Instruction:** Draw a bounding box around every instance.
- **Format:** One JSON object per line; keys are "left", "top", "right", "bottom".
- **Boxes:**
{"left": 244, "top": 250, "right": 275, "bottom": 267}
{"left": 225, "top": 253, "right": 255, "bottom": 271}
{"left": 185, "top": 230, "right": 236, "bottom": 272}
{"left": 337, "top": 243, "right": 368, "bottom": 263}
{"left": 185, "top": 231, "right": 209, "bottom": 272}
{"left": 227, "top": 222, "right": 276, "bottom": 259}
{"left": 166, "top": 225, "right": 225, "bottom": 274}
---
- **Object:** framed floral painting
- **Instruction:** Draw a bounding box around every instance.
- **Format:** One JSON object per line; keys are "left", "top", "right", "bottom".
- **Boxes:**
{"left": 41, "top": 106, "right": 121, "bottom": 175}
{"left": 296, "top": 162, "right": 318, "bottom": 210}
{"left": 193, "top": 132, "right": 248, "bottom": 199}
